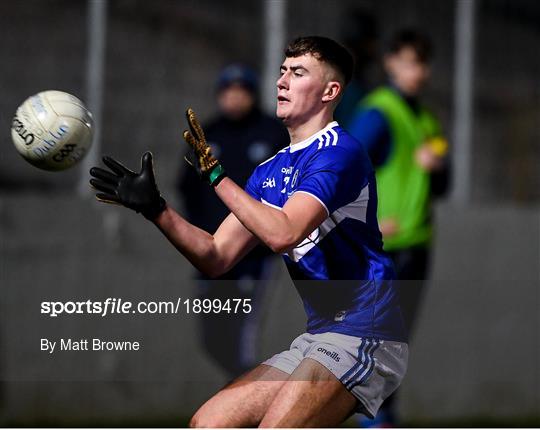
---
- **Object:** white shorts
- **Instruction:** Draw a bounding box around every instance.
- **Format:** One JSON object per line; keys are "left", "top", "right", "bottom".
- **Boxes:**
{"left": 263, "top": 332, "right": 408, "bottom": 418}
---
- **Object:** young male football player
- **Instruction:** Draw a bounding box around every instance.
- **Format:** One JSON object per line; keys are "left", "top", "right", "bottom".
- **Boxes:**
{"left": 89, "top": 36, "right": 408, "bottom": 427}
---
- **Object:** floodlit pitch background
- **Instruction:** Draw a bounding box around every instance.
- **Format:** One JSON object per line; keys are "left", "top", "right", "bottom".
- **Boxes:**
{"left": 0, "top": 0, "right": 539, "bottom": 426}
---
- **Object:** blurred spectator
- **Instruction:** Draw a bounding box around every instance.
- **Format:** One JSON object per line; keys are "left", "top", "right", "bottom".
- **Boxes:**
{"left": 177, "top": 64, "right": 289, "bottom": 378}
{"left": 335, "top": 8, "right": 379, "bottom": 129}
{"left": 348, "top": 29, "right": 450, "bottom": 427}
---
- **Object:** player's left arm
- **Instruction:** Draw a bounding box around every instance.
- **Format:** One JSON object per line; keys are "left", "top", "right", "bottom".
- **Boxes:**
{"left": 181, "top": 107, "right": 328, "bottom": 253}
{"left": 215, "top": 178, "right": 327, "bottom": 253}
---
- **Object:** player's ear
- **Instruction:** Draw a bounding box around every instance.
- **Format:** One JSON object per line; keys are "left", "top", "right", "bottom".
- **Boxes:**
{"left": 322, "top": 81, "right": 341, "bottom": 103}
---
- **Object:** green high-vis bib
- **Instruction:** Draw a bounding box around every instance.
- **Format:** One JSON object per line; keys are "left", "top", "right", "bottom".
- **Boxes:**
{"left": 361, "top": 87, "right": 441, "bottom": 251}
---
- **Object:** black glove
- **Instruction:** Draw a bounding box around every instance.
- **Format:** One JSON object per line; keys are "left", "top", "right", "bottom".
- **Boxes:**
{"left": 182, "top": 108, "right": 226, "bottom": 187}
{"left": 89, "top": 152, "right": 166, "bottom": 220}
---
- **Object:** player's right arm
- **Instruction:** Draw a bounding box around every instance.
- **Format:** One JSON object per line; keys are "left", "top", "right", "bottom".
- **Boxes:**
{"left": 89, "top": 151, "right": 259, "bottom": 278}
{"left": 154, "top": 207, "right": 259, "bottom": 278}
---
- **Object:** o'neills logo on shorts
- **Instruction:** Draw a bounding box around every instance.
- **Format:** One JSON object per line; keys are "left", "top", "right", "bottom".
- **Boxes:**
{"left": 317, "top": 347, "right": 340, "bottom": 362}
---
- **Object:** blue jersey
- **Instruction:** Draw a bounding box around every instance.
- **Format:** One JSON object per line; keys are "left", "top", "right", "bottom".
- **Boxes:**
{"left": 245, "top": 121, "right": 407, "bottom": 342}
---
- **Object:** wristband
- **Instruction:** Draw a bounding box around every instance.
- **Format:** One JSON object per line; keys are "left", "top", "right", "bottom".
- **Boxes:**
{"left": 208, "top": 164, "right": 226, "bottom": 187}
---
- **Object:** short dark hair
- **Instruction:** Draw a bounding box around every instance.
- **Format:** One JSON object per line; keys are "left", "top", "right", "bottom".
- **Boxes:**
{"left": 387, "top": 29, "right": 433, "bottom": 63}
{"left": 285, "top": 36, "right": 354, "bottom": 85}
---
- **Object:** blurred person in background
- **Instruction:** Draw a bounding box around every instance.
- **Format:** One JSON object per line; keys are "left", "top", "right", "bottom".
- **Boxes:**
{"left": 348, "top": 29, "right": 450, "bottom": 427}
{"left": 335, "top": 8, "right": 379, "bottom": 129}
{"left": 177, "top": 64, "right": 289, "bottom": 379}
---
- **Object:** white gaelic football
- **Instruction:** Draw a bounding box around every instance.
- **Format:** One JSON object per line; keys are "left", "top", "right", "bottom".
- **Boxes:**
{"left": 11, "top": 90, "right": 94, "bottom": 171}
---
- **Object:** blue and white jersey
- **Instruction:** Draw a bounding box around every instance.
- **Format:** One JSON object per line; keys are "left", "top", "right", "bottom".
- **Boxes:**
{"left": 245, "top": 121, "right": 407, "bottom": 342}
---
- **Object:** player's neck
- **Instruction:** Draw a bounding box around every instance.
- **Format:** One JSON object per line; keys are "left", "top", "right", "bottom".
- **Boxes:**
{"left": 288, "top": 111, "right": 335, "bottom": 145}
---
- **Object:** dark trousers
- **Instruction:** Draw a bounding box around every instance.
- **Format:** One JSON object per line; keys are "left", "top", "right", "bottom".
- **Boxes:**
{"left": 388, "top": 246, "right": 430, "bottom": 336}
{"left": 367, "top": 246, "right": 430, "bottom": 425}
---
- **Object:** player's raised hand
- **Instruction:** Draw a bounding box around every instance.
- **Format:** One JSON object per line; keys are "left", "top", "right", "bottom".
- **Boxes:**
{"left": 89, "top": 152, "right": 166, "bottom": 220}
{"left": 183, "top": 108, "right": 226, "bottom": 187}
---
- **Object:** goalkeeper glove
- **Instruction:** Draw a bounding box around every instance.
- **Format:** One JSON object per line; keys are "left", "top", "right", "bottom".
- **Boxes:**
{"left": 182, "top": 108, "right": 226, "bottom": 187}
{"left": 89, "top": 152, "right": 166, "bottom": 220}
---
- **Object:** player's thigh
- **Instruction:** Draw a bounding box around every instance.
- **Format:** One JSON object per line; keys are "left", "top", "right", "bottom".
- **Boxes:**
{"left": 190, "top": 364, "right": 289, "bottom": 428}
{"left": 259, "top": 358, "right": 357, "bottom": 428}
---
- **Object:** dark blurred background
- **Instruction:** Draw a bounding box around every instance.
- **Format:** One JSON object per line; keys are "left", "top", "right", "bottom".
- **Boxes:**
{"left": 0, "top": 0, "right": 538, "bottom": 427}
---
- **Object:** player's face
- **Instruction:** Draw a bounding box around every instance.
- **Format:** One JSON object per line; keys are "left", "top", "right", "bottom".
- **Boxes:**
{"left": 385, "top": 47, "right": 430, "bottom": 96}
{"left": 276, "top": 54, "right": 330, "bottom": 125}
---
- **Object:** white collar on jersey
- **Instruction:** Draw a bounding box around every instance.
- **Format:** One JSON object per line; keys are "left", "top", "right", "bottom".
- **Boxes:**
{"left": 289, "top": 121, "right": 339, "bottom": 153}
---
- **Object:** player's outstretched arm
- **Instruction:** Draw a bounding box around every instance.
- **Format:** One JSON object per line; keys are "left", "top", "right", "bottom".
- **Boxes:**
{"left": 154, "top": 208, "right": 259, "bottom": 277}
{"left": 89, "top": 152, "right": 258, "bottom": 277}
